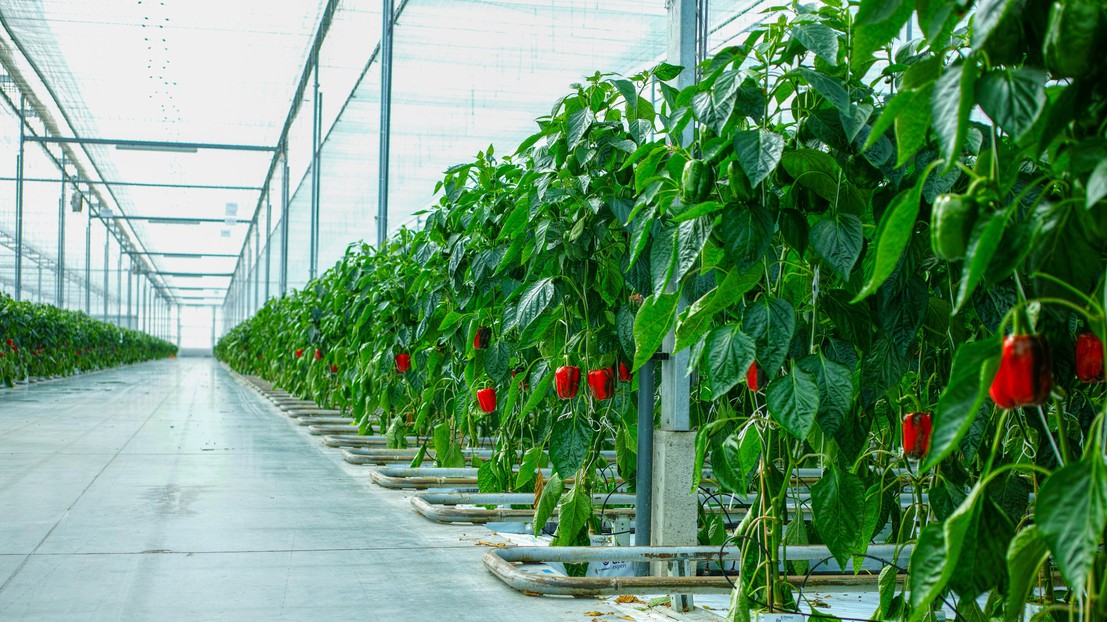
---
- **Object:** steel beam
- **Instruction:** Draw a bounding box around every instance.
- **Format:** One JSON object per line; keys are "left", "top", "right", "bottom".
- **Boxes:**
{"left": 378, "top": 0, "right": 394, "bottom": 248}
{"left": 24, "top": 136, "right": 274, "bottom": 152}
{"left": 280, "top": 147, "right": 289, "bottom": 295}
{"left": 309, "top": 55, "right": 321, "bottom": 280}
{"left": 129, "top": 252, "right": 239, "bottom": 259}
{"left": 84, "top": 209, "right": 91, "bottom": 313}
{"left": 157, "top": 272, "right": 234, "bottom": 278}
{"left": 99, "top": 215, "right": 241, "bottom": 225}
{"left": 0, "top": 176, "right": 263, "bottom": 191}
{"left": 56, "top": 152, "right": 66, "bottom": 306}
{"left": 14, "top": 95, "right": 24, "bottom": 301}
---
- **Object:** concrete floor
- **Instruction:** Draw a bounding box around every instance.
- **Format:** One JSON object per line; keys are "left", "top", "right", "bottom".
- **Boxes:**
{"left": 0, "top": 358, "right": 622, "bottom": 621}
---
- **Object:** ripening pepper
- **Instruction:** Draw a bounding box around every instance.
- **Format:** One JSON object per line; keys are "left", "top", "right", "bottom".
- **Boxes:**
{"left": 990, "top": 334, "right": 1053, "bottom": 409}
{"left": 930, "top": 194, "right": 977, "bottom": 261}
{"left": 395, "top": 353, "right": 412, "bottom": 373}
{"left": 330, "top": 364, "right": 339, "bottom": 374}
{"left": 476, "top": 387, "right": 497, "bottom": 413}
{"left": 746, "top": 362, "right": 766, "bottom": 391}
{"left": 314, "top": 349, "right": 322, "bottom": 361}
{"left": 587, "top": 368, "right": 615, "bottom": 401}
{"left": 555, "top": 365, "right": 581, "bottom": 399}
{"left": 903, "top": 412, "right": 932, "bottom": 460}
{"left": 295, "top": 349, "right": 304, "bottom": 359}
{"left": 1076, "top": 332, "right": 1105, "bottom": 383}
{"left": 727, "top": 161, "right": 754, "bottom": 201}
{"left": 1044, "top": 0, "right": 1105, "bottom": 79}
{"left": 473, "top": 326, "right": 491, "bottom": 350}
{"left": 617, "top": 361, "right": 632, "bottom": 383}
{"left": 512, "top": 369, "right": 530, "bottom": 390}
{"left": 681, "top": 159, "right": 714, "bottom": 204}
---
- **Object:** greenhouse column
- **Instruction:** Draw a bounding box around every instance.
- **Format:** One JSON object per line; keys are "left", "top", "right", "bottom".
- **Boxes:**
{"left": 650, "top": 0, "right": 698, "bottom": 612}
{"left": 279, "top": 146, "right": 289, "bottom": 295}
{"left": 308, "top": 55, "right": 321, "bottom": 280}
{"left": 56, "top": 152, "right": 67, "bottom": 307}
{"left": 14, "top": 95, "right": 25, "bottom": 301}
{"left": 84, "top": 205, "right": 91, "bottom": 314}
{"left": 378, "top": 0, "right": 393, "bottom": 248}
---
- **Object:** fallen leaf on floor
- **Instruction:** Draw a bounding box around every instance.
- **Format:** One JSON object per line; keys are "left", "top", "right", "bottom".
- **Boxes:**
{"left": 614, "top": 595, "right": 646, "bottom": 604}
{"left": 700, "top": 605, "right": 715, "bottom": 611}
{"left": 618, "top": 616, "right": 635, "bottom": 620}
{"left": 811, "top": 599, "right": 830, "bottom": 608}
{"left": 473, "top": 540, "right": 507, "bottom": 548}
{"left": 523, "top": 590, "right": 543, "bottom": 597}
{"left": 647, "top": 596, "right": 671, "bottom": 607}
{"left": 584, "top": 612, "right": 605, "bottom": 616}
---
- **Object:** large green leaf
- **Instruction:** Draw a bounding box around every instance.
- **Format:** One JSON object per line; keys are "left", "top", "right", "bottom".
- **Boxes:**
{"left": 852, "top": 0, "right": 914, "bottom": 70}
{"left": 1004, "top": 527, "right": 1051, "bottom": 622}
{"left": 809, "top": 214, "right": 863, "bottom": 280}
{"left": 859, "top": 337, "right": 908, "bottom": 408}
{"left": 976, "top": 67, "right": 1047, "bottom": 140}
{"left": 797, "top": 353, "right": 854, "bottom": 437}
{"left": 853, "top": 183, "right": 924, "bottom": 302}
{"left": 1036, "top": 457, "right": 1107, "bottom": 588}
{"left": 549, "top": 415, "right": 593, "bottom": 477}
{"left": 675, "top": 264, "right": 760, "bottom": 353}
{"left": 553, "top": 485, "right": 593, "bottom": 546}
{"left": 515, "top": 277, "right": 555, "bottom": 335}
{"left": 766, "top": 364, "right": 819, "bottom": 439}
{"left": 921, "top": 337, "right": 1001, "bottom": 470}
{"left": 810, "top": 466, "right": 866, "bottom": 569}
{"left": 533, "top": 473, "right": 564, "bottom": 536}
{"left": 632, "top": 291, "right": 679, "bottom": 371}
{"left": 791, "top": 23, "right": 839, "bottom": 65}
{"left": 932, "top": 60, "right": 978, "bottom": 165}
{"left": 701, "top": 324, "right": 757, "bottom": 400}
{"left": 742, "top": 296, "right": 795, "bottom": 373}
{"left": 718, "top": 203, "right": 774, "bottom": 275}
{"left": 908, "top": 484, "right": 983, "bottom": 621}
{"left": 954, "top": 211, "right": 1007, "bottom": 311}
{"left": 733, "top": 129, "right": 784, "bottom": 188}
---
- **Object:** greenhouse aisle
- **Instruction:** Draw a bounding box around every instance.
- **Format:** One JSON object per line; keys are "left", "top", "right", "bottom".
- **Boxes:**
{"left": 0, "top": 358, "right": 626, "bottom": 621}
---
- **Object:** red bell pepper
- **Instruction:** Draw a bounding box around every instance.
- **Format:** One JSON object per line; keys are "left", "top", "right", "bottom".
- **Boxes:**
{"left": 990, "top": 334, "right": 1053, "bottom": 409}
{"left": 330, "top": 364, "right": 338, "bottom": 374}
{"left": 295, "top": 349, "right": 304, "bottom": 359}
{"left": 746, "top": 362, "right": 766, "bottom": 391}
{"left": 555, "top": 365, "right": 581, "bottom": 399}
{"left": 902, "top": 412, "right": 932, "bottom": 460}
{"left": 1076, "top": 332, "right": 1104, "bottom": 383}
{"left": 617, "top": 361, "right": 632, "bottom": 383}
{"left": 314, "top": 349, "right": 322, "bottom": 361}
{"left": 587, "top": 368, "right": 615, "bottom": 401}
{"left": 473, "top": 327, "right": 491, "bottom": 350}
{"left": 476, "top": 387, "right": 497, "bottom": 413}
{"left": 395, "top": 353, "right": 412, "bottom": 373}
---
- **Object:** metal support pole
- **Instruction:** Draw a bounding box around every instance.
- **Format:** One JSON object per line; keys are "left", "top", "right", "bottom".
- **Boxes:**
{"left": 116, "top": 253, "right": 123, "bottom": 326}
{"left": 57, "top": 152, "right": 67, "bottom": 307}
{"left": 253, "top": 221, "right": 260, "bottom": 313}
{"left": 211, "top": 306, "right": 217, "bottom": 350}
{"left": 264, "top": 192, "right": 271, "bottom": 301}
{"left": 634, "top": 360, "right": 655, "bottom": 577}
{"left": 309, "top": 56, "right": 321, "bottom": 280}
{"left": 652, "top": 0, "right": 699, "bottom": 612}
{"left": 176, "top": 306, "right": 181, "bottom": 349}
{"left": 127, "top": 268, "right": 133, "bottom": 329}
{"left": 280, "top": 147, "right": 290, "bottom": 295}
{"left": 84, "top": 207, "right": 91, "bottom": 314}
{"left": 14, "top": 95, "right": 25, "bottom": 301}
{"left": 102, "top": 231, "right": 109, "bottom": 321}
{"left": 378, "top": 0, "right": 394, "bottom": 248}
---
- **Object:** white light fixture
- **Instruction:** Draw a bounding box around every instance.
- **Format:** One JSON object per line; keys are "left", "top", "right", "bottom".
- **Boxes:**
{"left": 225, "top": 202, "right": 238, "bottom": 216}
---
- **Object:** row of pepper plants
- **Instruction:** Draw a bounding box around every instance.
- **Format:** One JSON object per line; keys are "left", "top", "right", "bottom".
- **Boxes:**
{"left": 0, "top": 292, "right": 178, "bottom": 387}
{"left": 217, "top": 0, "right": 1107, "bottom": 619}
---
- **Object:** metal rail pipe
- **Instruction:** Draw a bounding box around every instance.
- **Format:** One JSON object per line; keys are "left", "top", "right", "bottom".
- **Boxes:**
{"left": 294, "top": 416, "right": 352, "bottom": 427}
{"left": 483, "top": 544, "right": 913, "bottom": 597}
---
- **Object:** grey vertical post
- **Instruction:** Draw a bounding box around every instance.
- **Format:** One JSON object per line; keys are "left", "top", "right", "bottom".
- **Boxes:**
{"left": 378, "top": 0, "right": 394, "bottom": 248}
{"left": 264, "top": 192, "right": 271, "bottom": 301}
{"left": 280, "top": 147, "right": 290, "bottom": 295}
{"left": 57, "top": 152, "right": 67, "bottom": 307}
{"left": 116, "top": 253, "right": 122, "bottom": 326}
{"left": 635, "top": 360, "right": 655, "bottom": 576}
{"left": 253, "top": 220, "right": 260, "bottom": 312}
{"left": 14, "top": 95, "right": 25, "bottom": 301}
{"left": 84, "top": 204, "right": 91, "bottom": 314}
{"left": 211, "top": 306, "right": 217, "bottom": 351}
{"left": 309, "top": 56, "right": 321, "bottom": 280}
{"left": 127, "top": 267, "right": 133, "bottom": 329}
{"left": 650, "top": 0, "right": 698, "bottom": 612}
{"left": 176, "top": 306, "right": 181, "bottom": 349}
{"left": 102, "top": 230, "right": 109, "bottom": 321}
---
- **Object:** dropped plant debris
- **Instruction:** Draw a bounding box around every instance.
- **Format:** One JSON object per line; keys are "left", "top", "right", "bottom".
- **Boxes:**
{"left": 613, "top": 595, "right": 645, "bottom": 605}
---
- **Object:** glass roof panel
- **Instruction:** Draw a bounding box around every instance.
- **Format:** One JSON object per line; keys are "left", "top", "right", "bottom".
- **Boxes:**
{"left": 0, "top": 0, "right": 327, "bottom": 298}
